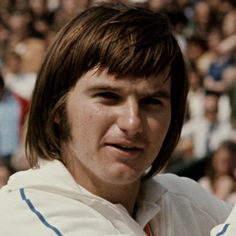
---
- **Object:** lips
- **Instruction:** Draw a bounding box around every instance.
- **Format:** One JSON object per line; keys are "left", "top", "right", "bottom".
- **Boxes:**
{"left": 111, "top": 143, "right": 141, "bottom": 151}
{"left": 105, "top": 140, "right": 144, "bottom": 157}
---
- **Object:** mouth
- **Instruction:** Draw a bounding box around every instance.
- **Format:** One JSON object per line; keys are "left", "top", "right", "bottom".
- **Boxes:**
{"left": 112, "top": 144, "right": 141, "bottom": 150}
{"left": 106, "top": 143, "right": 143, "bottom": 156}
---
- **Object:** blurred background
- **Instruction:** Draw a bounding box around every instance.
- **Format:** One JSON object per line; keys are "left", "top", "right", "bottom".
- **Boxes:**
{"left": 0, "top": 0, "right": 236, "bottom": 203}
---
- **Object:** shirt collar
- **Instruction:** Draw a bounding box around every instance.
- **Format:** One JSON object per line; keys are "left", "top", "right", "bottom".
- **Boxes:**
{"left": 135, "top": 178, "right": 167, "bottom": 227}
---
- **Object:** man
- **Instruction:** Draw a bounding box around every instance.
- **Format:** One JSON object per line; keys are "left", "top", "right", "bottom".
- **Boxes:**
{"left": 181, "top": 93, "right": 233, "bottom": 159}
{"left": 0, "top": 2, "right": 231, "bottom": 236}
{"left": 0, "top": 71, "right": 21, "bottom": 166}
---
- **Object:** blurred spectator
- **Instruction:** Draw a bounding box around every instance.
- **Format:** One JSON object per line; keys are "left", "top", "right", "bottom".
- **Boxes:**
{"left": 185, "top": 35, "right": 208, "bottom": 66}
{"left": 186, "top": 62, "right": 205, "bottom": 120}
{"left": 2, "top": 51, "right": 36, "bottom": 99}
{"left": 7, "top": 11, "right": 46, "bottom": 73}
{"left": 217, "top": 33, "right": 236, "bottom": 56}
{"left": 199, "top": 140, "right": 236, "bottom": 201}
{"left": 53, "top": 0, "right": 89, "bottom": 30}
{"left": 209, "top": 0, "right": 235, "bottom": 16}
{"left": 167, "top": 10, "right": 188, "bottom": 53}
{"left": 148, "top": 0, "right": 173, "bottom": 11}
{"left": 223, "top": 66, "right": 236, "bottom": 130}
{"left": 0, "top": 20, "right": 9, "bottom": 68}
{"left": 197, "top": 28, "right": 223, "bottom": 76}
{"left": 181, "top": 93, "right": 233, "bottom": 159}
{"left": 0, "top": 71, "right": 21, "bottom": 167}
{"left": 203, "top": 52, "right": 234, "bottom": 95}
{"left": 192, "top": 0, "right": 218, "bottom": 38}
{"left": 0, "top": 161, "right": 12, "bottom": 188}
{"left": 2, "top": 51, "right": 36, "bottom": 129}
{"left": 28, "top": 0, "right": 55, "bottom": 40}
{"left": 222, "top": 9, "right": 236, "bottom": 37}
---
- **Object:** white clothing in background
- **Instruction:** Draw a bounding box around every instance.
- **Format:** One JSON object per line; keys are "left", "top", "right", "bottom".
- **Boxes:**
{"left": 181, "top": 117, "right": 233, "bottom": 158}
{"left": 4, "top": 72, "right": 36, "bottom": 101}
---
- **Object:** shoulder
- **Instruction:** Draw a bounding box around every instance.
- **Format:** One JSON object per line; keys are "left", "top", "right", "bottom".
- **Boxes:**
{"left": 154, "top": 173, "right": 232, "bottom": 220}
{"left": 154, "top": 173, "right": 223, "bottom": 202}
{"left": 154, "top": 173, "right": 207, "bottom": 195}
{"left": 211, "top": 204, "right": 236, "bottom": 236}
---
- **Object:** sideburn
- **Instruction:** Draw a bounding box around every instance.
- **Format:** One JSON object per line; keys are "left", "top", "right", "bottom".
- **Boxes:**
{"left": 57, "top": 105, "right": 72, "bottom": 143}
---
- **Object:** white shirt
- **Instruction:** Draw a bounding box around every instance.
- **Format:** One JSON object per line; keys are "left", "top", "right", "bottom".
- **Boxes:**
{"left": 181, "top": 117, "right": 233, "bottom": 158}
{"left": 211, "top": 204, "right": 236, "bottom": 236}
{"left": 4, "top": 72, "right": 36, "bottom": 100}
{"left": 0, "top": 160, "right": 231, "bottom": 235}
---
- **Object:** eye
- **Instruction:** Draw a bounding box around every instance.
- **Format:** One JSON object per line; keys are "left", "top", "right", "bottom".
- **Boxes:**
{"left": 96, "top": 92, "right": 120, "bottom": 99}
{"left": 141, "top": 97, "right": 163, "bottom": 106}
{"left": 95, "top": 92, "right": 121, "bottom": 104}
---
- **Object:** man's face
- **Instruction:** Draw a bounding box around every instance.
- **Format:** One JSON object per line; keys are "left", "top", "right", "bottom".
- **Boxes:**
{"left": 62, "top": 68, "right": 171, "bottom": 190}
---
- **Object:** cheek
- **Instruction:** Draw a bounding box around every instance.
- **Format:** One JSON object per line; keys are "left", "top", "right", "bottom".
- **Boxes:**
{"left": 72, "top": 104, "right": 111, "bottom": 139}
{"left": 148, "top": 113, "right": 171, "bottom": 147}
{"left": 154, "top": 109, "right": 171, "bottom": 134}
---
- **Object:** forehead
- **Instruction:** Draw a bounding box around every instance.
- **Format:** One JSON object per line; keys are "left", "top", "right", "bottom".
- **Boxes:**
{"left": 73, "top": 68, "right": 171, "bottom": 95}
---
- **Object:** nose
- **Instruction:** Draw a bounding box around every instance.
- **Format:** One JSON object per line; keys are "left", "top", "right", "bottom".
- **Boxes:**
{"left": 117, "top": 97, "right": 143, "bottom": 136}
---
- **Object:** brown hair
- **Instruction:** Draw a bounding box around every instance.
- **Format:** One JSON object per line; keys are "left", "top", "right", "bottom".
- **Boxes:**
{"left": 26, "top": 2, "right": 188, "bottom": 178}
{"left": 207, "top": 140, "right": 236, "bottom": 181}
{"left": 0, "top": 71, "right": 4, "bottom": 99}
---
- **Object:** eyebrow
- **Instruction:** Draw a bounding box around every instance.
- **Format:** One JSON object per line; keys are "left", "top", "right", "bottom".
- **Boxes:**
{"left": 86, "top": 84, "right": 171, "bottom": 99}
{"left": 143, "top": 90, "right": 171, "bottom": 99}
{"left": 86, "top": 85, "right": 122, "bottom": 93}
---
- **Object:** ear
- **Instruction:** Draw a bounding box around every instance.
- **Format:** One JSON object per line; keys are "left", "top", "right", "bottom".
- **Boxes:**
{"left": 54, "top": 113, "right": 60, "bottom": 124}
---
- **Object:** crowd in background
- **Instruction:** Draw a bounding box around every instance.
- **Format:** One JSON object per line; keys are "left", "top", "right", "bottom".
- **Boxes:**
{"left": 0, "top": 0, "right": 236, "bottom": 202}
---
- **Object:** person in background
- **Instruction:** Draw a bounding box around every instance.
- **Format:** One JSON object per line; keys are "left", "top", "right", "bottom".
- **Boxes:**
{"left": 0, "top": 2, "right": 231, "bottom": 236}
{"left": 192, "top": 0, "right": 218, "bottom": 39}
{"left": 7, "top": 11, "right": 46, "bottom": 74}
{"left": 185, "top": 35, "right": 208, "bottom": 66}
{"left": 181, "top": 92, "right": 233, "bottom": 159}
{"left": 199, "top": 140, "right": 236, "bottom": 201}
{"left": 186, "top": 62, "right": 205, "bottom": 120}
{"left": 222, "top": 66, "right": 236, "bottom": 132}
{"left": 0, "top": 70, "right": 20, "bottom": 168}
{"left": 0, "top": 160, "right": 12, "bottom": 188}
{"left": 0, "top": 19, "right": 9, "bottom": 68}
{"left": 28, "top": 0, "right": 55, "bottom": 40}
{"left": 2, "top": 50, "right": 36, "bottom": 130}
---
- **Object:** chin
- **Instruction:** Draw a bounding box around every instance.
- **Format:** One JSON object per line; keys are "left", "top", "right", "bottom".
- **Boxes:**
{"left": 105, "top": 170, "right": 142, "bottom": 186}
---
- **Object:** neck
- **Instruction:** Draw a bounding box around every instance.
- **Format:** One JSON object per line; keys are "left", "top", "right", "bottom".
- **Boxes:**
{"left": 99, "top": 181, "right": 141, "bottom": 216}
{"left": 77, "top": 171, "right": 141, "bottom": 216}
{"left": 63, "top": 154, "right": 141, "bottom": 216}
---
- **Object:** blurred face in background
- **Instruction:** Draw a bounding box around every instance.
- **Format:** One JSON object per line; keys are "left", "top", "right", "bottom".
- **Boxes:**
{"left": 222, "top": 11, "right": 236, "bottom": 37}
{"left": 212, "top": 146, "right": 236, "bottom": 176}
{"left": 204, "top": 95, "right": 219, "bottom": 123}
{"left": 148, "top": 0, "right": 172, "bottom": 11}
{"left": 29, "top": 0, "right": 47, "bottom": 15}
{"left": 194, "top": 1, "right": 211, "bottom": 28}
{"left": 9, "top": 14, "right": 29, "bottom": 40}
{"left": 207, "top": 29, "right": 222, "bottom": 52}
{"left": 189, "top": 70, "right": 202, "bottom": 92}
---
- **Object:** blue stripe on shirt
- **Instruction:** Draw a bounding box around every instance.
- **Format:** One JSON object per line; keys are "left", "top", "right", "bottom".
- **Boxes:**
{"left": 19, "top": 188, "right": 63, "bottom": 236}
{"left": 216, "top": 223, "right": 230, "bottom": 236}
